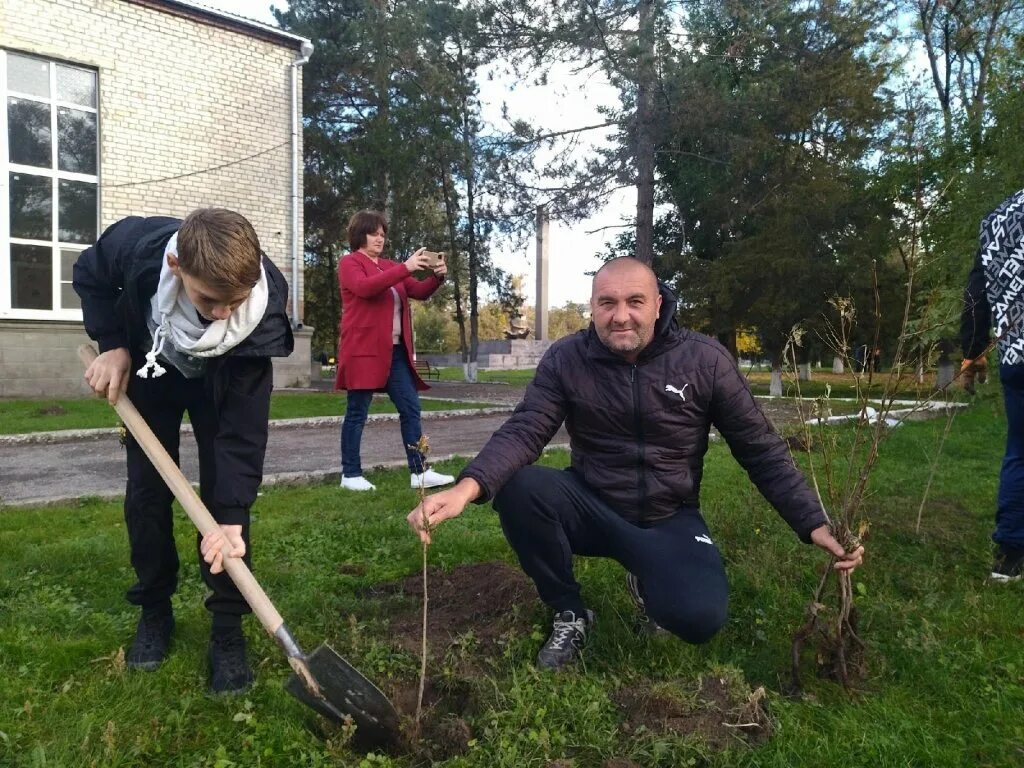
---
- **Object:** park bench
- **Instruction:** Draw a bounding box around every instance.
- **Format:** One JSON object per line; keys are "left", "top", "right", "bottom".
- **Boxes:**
{"left": 414, "top": 359, "right": 441, "bottom": 381}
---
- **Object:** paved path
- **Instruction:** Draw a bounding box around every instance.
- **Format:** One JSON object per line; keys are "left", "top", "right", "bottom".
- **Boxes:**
{"left": 0, "top": 377, "right": 841, "bottom": 508}
{"left": 0, "top": 409, "right": 569, "bottom": 508}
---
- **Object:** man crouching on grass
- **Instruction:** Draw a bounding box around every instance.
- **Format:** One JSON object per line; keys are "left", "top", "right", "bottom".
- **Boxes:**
{"left": 406, "top": 257, "right": 864, "bottom": 670}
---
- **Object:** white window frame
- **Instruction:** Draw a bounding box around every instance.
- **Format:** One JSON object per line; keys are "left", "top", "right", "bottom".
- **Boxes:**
{"left": 1, "top": 50, "right": 98, "bottom": 321}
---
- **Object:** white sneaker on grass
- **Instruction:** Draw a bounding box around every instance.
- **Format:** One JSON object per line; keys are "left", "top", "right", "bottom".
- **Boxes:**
{"left": 410, "top": 468, "right": 455, "bottom": 489}
{"left": 340, "top": 475, "right": 376, "bottom": 491}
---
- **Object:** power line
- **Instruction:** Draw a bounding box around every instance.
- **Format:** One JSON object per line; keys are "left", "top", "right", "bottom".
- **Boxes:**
{"left": 102, "top": 139, "right": 290, "bottom": 189}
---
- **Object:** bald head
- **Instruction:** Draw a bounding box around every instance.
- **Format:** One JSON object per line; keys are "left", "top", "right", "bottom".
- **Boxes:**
{"left": 590, "top": 257, "right": 662, "bottom": 362}
{"left": 592, "top": 257, "right": 659, "bottom": 298}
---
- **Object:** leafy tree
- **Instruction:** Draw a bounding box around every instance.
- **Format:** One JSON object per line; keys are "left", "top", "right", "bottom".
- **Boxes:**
{"left": 474, "top": 0, "right": 679, "bottom": 263}
{"left": 605, "top": 0, "right": 898, "bottom": 373}
{"left": 898, "top": 20, "right": 1024, "bottom": 359}
{"left": 412, "top": 301, "right": 462, "bottom": 353}
{"left": 547, "top": 301, "right": 591, "bottom": 339}
{"left": 277, "top": 1, "right": 528, "bottom": 374}
{"left": 907, "top": 0, "right": 1024, "bottom": 152}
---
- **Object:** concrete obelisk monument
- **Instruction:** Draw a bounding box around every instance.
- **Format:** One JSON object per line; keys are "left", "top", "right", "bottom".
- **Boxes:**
{"left": 535, "top": 205, "right": 550, "bottom": 341}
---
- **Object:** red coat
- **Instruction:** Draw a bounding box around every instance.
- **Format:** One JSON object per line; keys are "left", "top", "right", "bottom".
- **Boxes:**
{"left": 334, "top": 250, "right": 443, "bottom": 392}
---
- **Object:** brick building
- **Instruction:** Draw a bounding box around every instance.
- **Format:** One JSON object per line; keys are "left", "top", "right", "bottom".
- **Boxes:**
{"left": 0, "top": 0, "right": 314, "bottom": 396}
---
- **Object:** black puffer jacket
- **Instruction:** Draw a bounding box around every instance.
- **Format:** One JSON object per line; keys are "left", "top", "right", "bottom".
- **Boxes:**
{"left": 459, "top": 284, "right": 827, "bottom": 542}
{"left": 73, "top": 216, "right": 294, "bottom": 525}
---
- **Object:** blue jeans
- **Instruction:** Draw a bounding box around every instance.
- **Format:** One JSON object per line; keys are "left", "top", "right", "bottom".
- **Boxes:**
{"left": 341, "top": 345, "right": 424, "bottom": 476}
{"left": 996, "top": 363, "right": 1024, "bottom": 548}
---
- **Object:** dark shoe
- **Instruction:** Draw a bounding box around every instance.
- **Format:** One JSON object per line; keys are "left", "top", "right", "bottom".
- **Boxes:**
{"left": 536, "top": 609, "right": 594, "bottom": 670}
{"left": 991, "top": 545, "right": 1024, "bottom": 582}
{"left": 626, "top": 571, "right": 667, "bottom": 636}
{"left": 127, "top": 612, "right": 174, "bottom": 671}
{"left": 208, "top": 627, "right": 254, "bottom": 694}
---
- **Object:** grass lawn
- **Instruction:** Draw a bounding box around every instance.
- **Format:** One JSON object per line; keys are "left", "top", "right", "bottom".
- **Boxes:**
{"left": 431, "top": 365, "right": 954, "bottom": 401}
{"left": 0, "top": 391, "right": 1019, "bottom": 766}
{"left": 0, "top": 393, "right": 494, "bottom": 435}
{"left": 435, "top": 367, "right": 539, "bottom": 387}
{"left": 318, "top": 364, "right": 538, "bottom": 387}
{"left": 743, "top": 369, "right": 944, "bottom": 400}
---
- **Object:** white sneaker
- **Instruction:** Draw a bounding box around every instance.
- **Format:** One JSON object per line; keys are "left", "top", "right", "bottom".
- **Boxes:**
{"left": 410, "top": 468, "right": 455, "bottom": 489}
{"left": 340, "top": 475, "right": 376, "bottom": 491}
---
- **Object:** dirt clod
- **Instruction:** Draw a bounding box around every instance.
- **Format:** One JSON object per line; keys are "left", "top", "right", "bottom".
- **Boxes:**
{"left": 613, "top": 676, "right": 770, "bottom": 748}
{"left": 785, "top": 433, "right": 815, "bottom": 452}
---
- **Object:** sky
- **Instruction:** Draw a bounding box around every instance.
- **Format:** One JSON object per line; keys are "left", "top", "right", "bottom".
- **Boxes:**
{"left": 197, "top": 0, "right": 623, "bottom": 308}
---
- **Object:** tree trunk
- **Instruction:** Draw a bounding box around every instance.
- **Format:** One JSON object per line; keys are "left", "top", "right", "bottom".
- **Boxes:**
{"left": 440, "top": 168, "right": 468, "bottom": 362}
{"left": 634, "top": 0, "right": 656, "bottom": 266}
{"left": 832, "top": 355, "right": 844, "bottom": 374}
{"left": 327, "top": 248, "right": 339, "bottom": 354}
{"left": 461, "top": 80, "right": 479, "bottom": 383}
{"left": 372, "top": 0, "right": 392, "bottom": 212}
{"left": 797, "top": 362, "right": 811, "bottom": 381}
{"left": 770, "top": 360, "right": 783, "bottom": 397}
{"left": 716, "top": 328, "right": 738, "bottom": 360}
{"left": 936, "top": 353, "right": 954, "bottom": 390}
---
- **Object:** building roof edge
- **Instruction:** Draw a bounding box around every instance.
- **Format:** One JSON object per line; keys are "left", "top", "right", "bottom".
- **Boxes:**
{"left": 125, "top": 0, "right": 312, "bottom": 51}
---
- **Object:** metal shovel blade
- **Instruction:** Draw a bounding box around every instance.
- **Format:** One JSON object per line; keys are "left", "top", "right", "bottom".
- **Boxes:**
{"left": 284, "top": 643, "right": 401, "bottom": 748}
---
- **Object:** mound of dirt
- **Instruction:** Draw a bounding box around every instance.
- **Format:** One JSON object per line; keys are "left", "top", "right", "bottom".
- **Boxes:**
{"left": 359, "top": 562, "right": 540, "bottom": 760}
{"left": 612, "top": 676, "right": 770, "bottom": 749}
{"left": 368, "top": 560, "right": 540, "bottom": 663}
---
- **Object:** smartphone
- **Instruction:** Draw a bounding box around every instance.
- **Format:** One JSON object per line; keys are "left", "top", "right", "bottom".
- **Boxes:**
{"left": 421, "top": 250, "right": 445, "bottom": 269}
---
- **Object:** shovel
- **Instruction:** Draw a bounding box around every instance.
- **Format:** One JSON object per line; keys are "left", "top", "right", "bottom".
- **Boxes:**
{"left": 78, "top": 344, "right": 401, "bottom": 747}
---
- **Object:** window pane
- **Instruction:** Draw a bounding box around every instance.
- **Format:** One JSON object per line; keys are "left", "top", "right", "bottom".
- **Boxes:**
{"left": 10, "top": 244, "right": 53, "bottom": 310}
{"left": 56, "top": 65, "right": 96, "bottom": 108}
{"left": 58, "top": 180, "right": 97, "bottom": 243}
{"left": 61, "top": 282, "right": 80, "bottom": 310}
{"left": 9, "top": 173, "right": 52, "bottom": 239}
{"left": 7, "top": 54, "right": 49, "bottom": 98}
{"left": 60, "top": 248, "right": 81, "bottom": 281}
{"left": 8, "top": 98, "right": 51, "bottom": 168}
{"left": 57, "top": 107, "right": 96, "bottom": 174}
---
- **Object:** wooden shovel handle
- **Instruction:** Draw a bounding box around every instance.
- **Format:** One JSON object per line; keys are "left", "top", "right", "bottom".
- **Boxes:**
{"left": 78, "top": 344, "right": 285, "bottom": 637}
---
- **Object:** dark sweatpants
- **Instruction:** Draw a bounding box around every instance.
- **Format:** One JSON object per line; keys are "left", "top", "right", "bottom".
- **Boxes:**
{"left": 124, "top": 361, "right": 251, "bottom": 627}
{"left": 493, "top": 465, "right": 728, "bottom": 644}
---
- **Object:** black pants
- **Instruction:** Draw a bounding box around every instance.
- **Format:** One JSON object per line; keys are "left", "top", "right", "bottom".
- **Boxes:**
{"left": 124, "top": 362, "right": 251, "bottom": 625}
{"left": 494, "top": 465, "right": 728, "bottom": 644}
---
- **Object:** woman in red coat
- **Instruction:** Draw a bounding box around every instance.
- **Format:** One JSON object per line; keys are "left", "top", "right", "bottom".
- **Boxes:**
{"left": 335, "top": 210, "right": 455, "bottom": 491}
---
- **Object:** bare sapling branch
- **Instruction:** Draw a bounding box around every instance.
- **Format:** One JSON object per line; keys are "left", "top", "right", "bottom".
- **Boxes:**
{"left": 410, "top": 435, "right": 433, "bottom": 737}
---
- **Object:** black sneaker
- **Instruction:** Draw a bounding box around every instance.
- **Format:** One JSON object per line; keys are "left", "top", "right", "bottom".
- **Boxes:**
{"left": 625, "top": 571, "right": 666, "bottom": 636}
{"left": 536, "top": 609, "right": 594, "bottom": 670}
{"left": 208, "top": 627, "right": 254, "bottom": 694}
{"left": 126, "top": 612, "right": 174, "bottom": 671}
{"left": 991, "top": 545, "right": 1024, "bottom": 582}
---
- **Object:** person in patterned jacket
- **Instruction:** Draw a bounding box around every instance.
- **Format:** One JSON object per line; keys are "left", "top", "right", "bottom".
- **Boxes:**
{"left": 961, "top": 187, "right": 1024, "bottom": 581}
{"left": 406, "top": 257, "right": 864, "bottom": 670}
